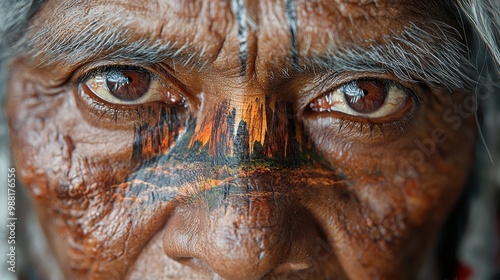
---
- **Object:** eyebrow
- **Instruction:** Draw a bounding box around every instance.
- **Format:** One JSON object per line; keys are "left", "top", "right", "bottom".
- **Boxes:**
{"left": 17, "top": 3, "right": 234, "bottom": 73}
{"left": 19, "top": 14, "right": 476, "bottom": 91}
{"left": 300, "top": 21, "right": 476, "bottom": 90}
{"left": 17, "top": 15, "right": 208, "bottom": 69}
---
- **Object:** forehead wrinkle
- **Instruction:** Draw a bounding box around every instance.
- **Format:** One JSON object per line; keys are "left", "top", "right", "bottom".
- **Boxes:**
{"left": 294, "top": 0, "right": 458, "bottom": 55}
{"left": 17, "top": 1, "right": 232, "bottom": 69}
{"left": 248, "top": 0, "right": 461, "bottom": 84}
{"left": 251, "top": 0, "right": 294, "bottom": 79}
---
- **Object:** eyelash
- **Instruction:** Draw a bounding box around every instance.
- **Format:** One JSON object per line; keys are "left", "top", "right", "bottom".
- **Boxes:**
{"left": 304, "top": 77, "right": 421, "bottom": 138}
{"left": 336, "top": 113, "right": 418, "bottom": 137}
{"left": 76, "top": 65, "right": 186, "bottom": 124}
{"left": 77, "top": 85, "right": 159, "bottom": 124}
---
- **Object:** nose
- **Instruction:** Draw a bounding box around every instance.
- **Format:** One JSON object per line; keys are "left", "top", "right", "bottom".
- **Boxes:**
{"left": 163, "top": 192, "right": 322, "bottom": 279}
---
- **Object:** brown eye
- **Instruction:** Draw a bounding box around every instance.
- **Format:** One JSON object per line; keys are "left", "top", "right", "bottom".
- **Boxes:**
{"left": 342, "top": 80, "right": 387, "bottom": 113}
{"left": 82, "top": 66, "right": 185, "bottom": 106}
{"left": 309, "top": 78, "right": 411, "bottom": 120}
{"left": 105, "top": 69, "right": 151, "bottom": 101}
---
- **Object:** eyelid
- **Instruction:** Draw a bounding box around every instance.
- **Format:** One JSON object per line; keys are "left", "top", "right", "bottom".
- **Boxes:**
{"left": 295, "top": 72, "right": 415, "bottom": 112}
{"left": 75, "top": 63, "right": 169, "bottom": 86}
{"left": 85, "top": 74, "right": 179, "bottom": 105}
{"left": 307, "top": 77, "right": 417, "bottom": 123}
{"left": 80, "top": 65, "right": 186, "bottom": 107}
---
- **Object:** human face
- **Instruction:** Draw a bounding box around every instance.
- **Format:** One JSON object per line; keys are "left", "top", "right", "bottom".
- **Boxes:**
{"left": 7, "top": 0, "right": 476, "bottom": 279}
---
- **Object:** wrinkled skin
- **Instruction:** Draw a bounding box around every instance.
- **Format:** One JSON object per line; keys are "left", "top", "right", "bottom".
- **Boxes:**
{"left": 7, "top": 0, "right": 477, "bottom": 279}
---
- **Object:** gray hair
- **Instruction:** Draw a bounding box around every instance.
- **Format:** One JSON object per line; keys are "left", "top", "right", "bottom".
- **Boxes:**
{"left": 459, "top": 0, "right": 500, "bottom": 69}
{"left": 0, "top": 0, "right": 499, "bottom": 279}
{"left": 454, "top": 1, "right": 500, "bottom": 279}
{"left": 0, "top": 1, "right": 43, "bottom": 279}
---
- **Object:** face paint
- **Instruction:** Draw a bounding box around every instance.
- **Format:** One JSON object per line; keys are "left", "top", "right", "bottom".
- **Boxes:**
{"left": 5, "top": 0, "right": 479, "bottom": 278}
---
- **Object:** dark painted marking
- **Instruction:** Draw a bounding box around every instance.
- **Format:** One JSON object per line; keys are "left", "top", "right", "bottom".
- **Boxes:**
{"left": 131, "top": 107, "right": 183, "bottom": 162}
{"left": 234, "top": 0, "right": 248, "bottom": 77}
{"left": 125, "top": 98, "right": 338, "bottom": 206}
{"left": 234, "top": 120, "right": 250, "bottom": 161}
{"left": 286, "top": 0, "right": 300, "bottom": 70}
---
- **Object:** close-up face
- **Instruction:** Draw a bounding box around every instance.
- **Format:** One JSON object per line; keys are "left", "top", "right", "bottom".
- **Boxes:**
{"left": 6, "top": 0, "right": 479, "bottom": 279}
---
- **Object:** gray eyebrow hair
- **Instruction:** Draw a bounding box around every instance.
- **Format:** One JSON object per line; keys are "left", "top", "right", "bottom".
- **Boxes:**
{"left": 18, "top": 14, "right": 476, "bottom": 91}
{"left": 16, "top": 15, "right": 206, "bottom": 69}
{"left": 301, "top": 21, "right": 477, "bottom": 90}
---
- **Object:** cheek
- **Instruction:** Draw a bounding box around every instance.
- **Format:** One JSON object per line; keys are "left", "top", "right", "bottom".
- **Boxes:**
{"left": 7, "top": 61, "right": 192, "bottom": 277}
{"left": 6, "top": 63, "right": 149, "bottom": 273}
{"left": 302, "top": 90, "right": 476, "bottom": 274}
{"left": 306, "top": 89, "right": 476, "bottom": 197}
{"left": 7, "top": 79, "right": 135, "bottom": 200}
{"left": 302, "top": 152, "right": 474, "bottom": 277}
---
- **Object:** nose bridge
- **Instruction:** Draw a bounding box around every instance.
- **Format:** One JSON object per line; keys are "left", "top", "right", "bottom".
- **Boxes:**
{"left": 156, "top": 86, "right": 326, "bottom": 278}
{"left": 187, "top": 93, "right": 302, "bottom": 163}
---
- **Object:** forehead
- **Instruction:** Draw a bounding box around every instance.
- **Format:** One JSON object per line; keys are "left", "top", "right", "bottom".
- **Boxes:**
{"left": 33, "top": 0, "right": 453, "bottom": 67}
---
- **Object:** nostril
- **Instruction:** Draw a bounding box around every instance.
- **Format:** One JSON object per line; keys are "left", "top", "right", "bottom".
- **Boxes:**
{"left": 171, "top": 256, "right": 192, "bottom": 263}
{"left": 164, "top": 202, "right": 329, "bottom": 279}
{"left": 273, "top": 262, "right": 312, "bottom": 273}
{"left": 172, "top": 257, "right": 212, "bottom": 271}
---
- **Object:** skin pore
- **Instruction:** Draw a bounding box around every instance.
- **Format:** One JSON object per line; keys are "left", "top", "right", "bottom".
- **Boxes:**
{"left": 7, "top": 0, "right": 477, "bottom": 279}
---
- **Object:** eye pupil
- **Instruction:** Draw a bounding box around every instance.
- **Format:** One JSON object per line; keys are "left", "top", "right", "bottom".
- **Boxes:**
{"left": 343, "top": 80, "right": 387, "bottom": 113}
{"left": 105, "top": 69, "right": 150, "bottom": 101}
